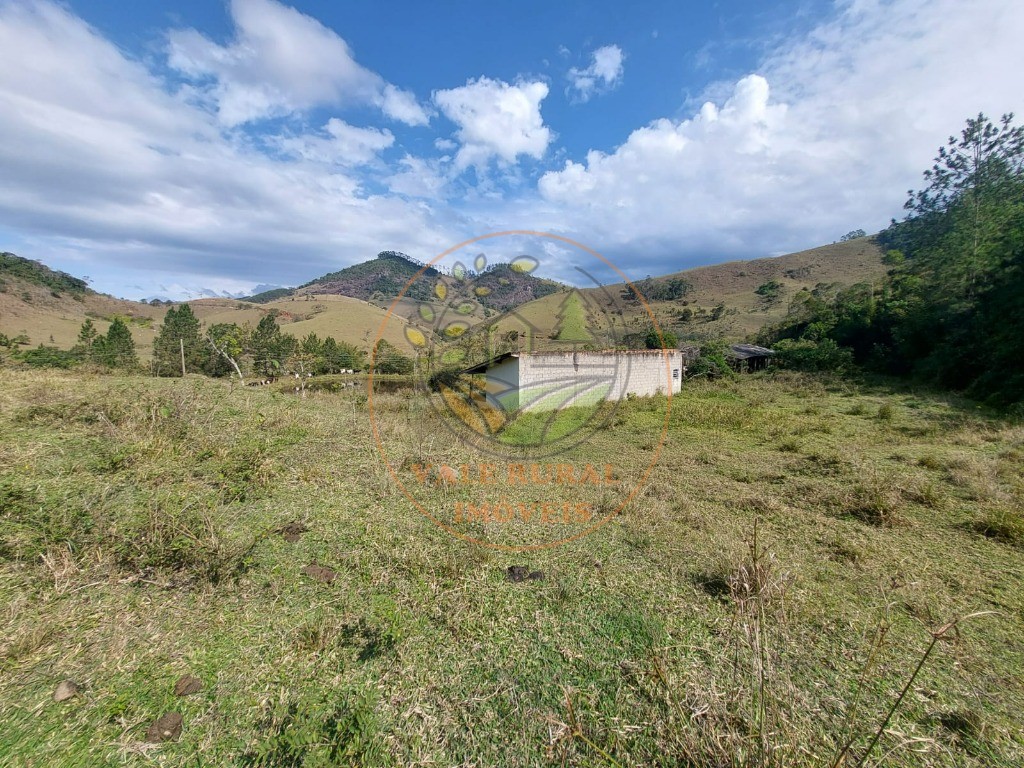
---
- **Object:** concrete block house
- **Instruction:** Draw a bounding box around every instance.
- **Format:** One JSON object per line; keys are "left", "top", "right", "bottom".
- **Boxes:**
{"left": 464, "top": 350, "right": 683, "bottom": 412}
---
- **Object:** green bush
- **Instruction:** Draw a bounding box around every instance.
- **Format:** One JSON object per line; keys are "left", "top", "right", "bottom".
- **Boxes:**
{"left": 755, "top": 280, "right": 783, "bottom": 298}
{"left": 688, "top": 342, "right": 735, "bottom": 380}
{"left": 644, "top": 327, "right": 679, "bottom": 349}
{"left": 373, "top": 340, "right": 414, "bottom": 375}
{"left": 772, "top": 338, "right": 854, "bottom": 373}
{"left": 18, "top": 345, "right": 79, "bottom": 369}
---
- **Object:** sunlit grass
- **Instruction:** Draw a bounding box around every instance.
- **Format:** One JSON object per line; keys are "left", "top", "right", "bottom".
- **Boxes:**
{"left": 0, "top": 368, "right": 1022, "bottom": 766}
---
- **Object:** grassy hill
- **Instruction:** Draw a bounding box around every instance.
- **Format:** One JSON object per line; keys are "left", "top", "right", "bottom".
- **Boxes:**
{"left": 249, "top": 252, "right": 563, "bottom": 317}
{"left": 0, "top": 251, "right": 420, "bottom": 358}
{"left": 1, "top": 254, "right": 165, "bottom": 356}
{"left": 1, "top": 239, "right": 885, "bottom": 362}
{"left": 614, "top": 236, "right": 888, "bottom": 342}
{"left": 488, "top": 237, "right": 888, "bottom": 348}
{"left": 189, "top": 293, "right": 413, "bottom": 351}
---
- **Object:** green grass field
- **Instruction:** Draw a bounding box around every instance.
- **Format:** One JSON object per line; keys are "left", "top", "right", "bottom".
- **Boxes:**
{"left": 1, "top": 368, "right": 1022, "bottom": 766}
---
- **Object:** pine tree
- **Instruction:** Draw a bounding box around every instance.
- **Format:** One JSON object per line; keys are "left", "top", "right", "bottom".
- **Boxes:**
{"left": 248, "top": 314, "right": 296, "bottom": 376}
{"left": 73, "top": 319, "right": 98, "bottom": 361}
{"left": 95, "top": 318, "right": 137, "bottom": 368}
{"left": 320, "top": 336, "right": 365, "bottom": 373}
{"left": 153, "top": 304, "right": 203, "bottom": 376}
{"left": 300, "top": 333, "right": 322, "bottom": 357}
{"left": 320, "top": 336, "right": 339, "bottom": 373}
{"left": 77, "top": 319, "right": 97, "bottom": 346}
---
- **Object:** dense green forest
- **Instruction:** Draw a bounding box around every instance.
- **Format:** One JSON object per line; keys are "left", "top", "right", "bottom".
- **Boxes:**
{"left": 0, "top": 251, "right": 89, "bottom": 294}
{"left": 760, "top": 113, "right": 1024, "bottom": 406}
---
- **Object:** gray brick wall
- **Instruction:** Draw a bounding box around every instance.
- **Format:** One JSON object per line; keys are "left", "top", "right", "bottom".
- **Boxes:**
{"left": 513, "top": 351, "right": 680, "bottom": 411}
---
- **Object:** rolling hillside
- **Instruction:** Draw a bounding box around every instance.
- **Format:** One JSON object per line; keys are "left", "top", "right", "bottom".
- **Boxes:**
{"left": 485, "top": 237, "right": 888, "bottom": 347}
{"left": 0, "top": 253, "right": 165, "bottom": 356}
{"left": 188, "top": 293, "right": 412, "bottom": 351}
{"left": 0, "top": 254, "right": 414, "bottom": 358}
{"left": 2, "top": 238, "right": 886, "bottom": 362}
{"left": 249, "top": 251, "right": 563, "bottom": 315}
{"left": 296, "top": 250, "right": 440, "bottom": 303}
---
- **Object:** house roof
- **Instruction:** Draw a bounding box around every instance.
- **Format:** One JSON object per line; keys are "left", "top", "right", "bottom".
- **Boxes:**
{"left": 728, "top": 343, "right": 775, "bottom": 359}
{"left": 462, "top": 352, "right": 518, "bottom": 374}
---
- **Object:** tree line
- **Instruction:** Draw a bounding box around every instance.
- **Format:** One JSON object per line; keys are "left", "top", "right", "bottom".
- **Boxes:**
{"left": 760, "top": 113, "right": 1024, "bottom": 406}
{"left": 3, "top": 317, "right": 138, "bottom": 370}
{"left": 154, "top": 306, "right": 387, "bottom": 378}
{"left": 5, "top": 304, "right": 417, "bottom": 378}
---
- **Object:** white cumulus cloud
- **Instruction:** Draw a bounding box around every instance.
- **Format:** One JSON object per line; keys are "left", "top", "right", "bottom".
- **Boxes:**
{"left": 0, "top": 0, "right": 454, "bottom": 298}
{"left": 276, "top": 119, "right": 394, "bottom": 166}
{"left": 385, "top": 156, "right": 449, "bottom": 199}
{"left": 378, "top": 83, "right": 431, "bottom": 126}
{"left": 167, "top": 0, "right": 428, "bottom": 126}
{"left": 2, "top": 0, "right": 1023, "bottom": 297}
{"left": 567, "top": 44, "right": 624, "bottom": 102}
{"left": 433, "top": 77, "right": 552, "bottom": 171}
{"left": 538, "top": 0, "right": 1024, "bottom": 273}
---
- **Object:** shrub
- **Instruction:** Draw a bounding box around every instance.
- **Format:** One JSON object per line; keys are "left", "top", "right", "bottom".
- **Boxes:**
{"left": 755, "top": 280, "right": 783, "bottom": 300}
{"left": 18, "top": 345, "right": 79, "bottom": 369}
{"left": 108, "top": 498, "right": 260, "bottom": 582}
{"left": 772, "top": 338, "right": 854, "bottom": 373}
{"left": 644, "top": 327, "right": 678, "bottom": 349}
{"left": 687, "top": 342, "right": 735, "bottom": 380}
{"left": 373, "top": 340, "right": 414, "bottom": 375}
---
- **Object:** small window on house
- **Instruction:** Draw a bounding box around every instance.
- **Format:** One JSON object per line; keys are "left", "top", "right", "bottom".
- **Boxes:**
{"left": 672, "top": 368, "right": 679, "bottom": 379}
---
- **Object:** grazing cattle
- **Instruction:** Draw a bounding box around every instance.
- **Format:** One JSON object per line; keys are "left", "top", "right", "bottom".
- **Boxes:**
{"left": 241, "top": 369, "right": 321, "bottom": 390}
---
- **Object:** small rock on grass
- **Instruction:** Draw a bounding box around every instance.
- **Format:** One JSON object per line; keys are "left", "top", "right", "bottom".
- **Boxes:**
{"left": 173, "top": 675, "right": 202, "bottom": 697}
{"left": 53, "top": 679, "right": 80, "bottom": 702}
{"left": 506, "top": 566, "right": 545, "bottom": 582}
{"left": 279, "top": 522, "right": 308, "bottom": 543}
{"left": 303, "top": 563, "right": 336, "bottom": 584}
{"left": 146, "top": 712, "right": 183, "bottom": 743}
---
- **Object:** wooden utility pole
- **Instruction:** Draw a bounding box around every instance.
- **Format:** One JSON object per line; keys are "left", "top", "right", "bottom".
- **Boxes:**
{"left": 180, "top": 338, "right": 186, "bottom": 376}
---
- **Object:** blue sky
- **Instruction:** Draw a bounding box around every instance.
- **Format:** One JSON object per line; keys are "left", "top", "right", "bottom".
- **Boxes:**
{"left": 0, "top": 0, "right": 1021, "bottom": 299}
